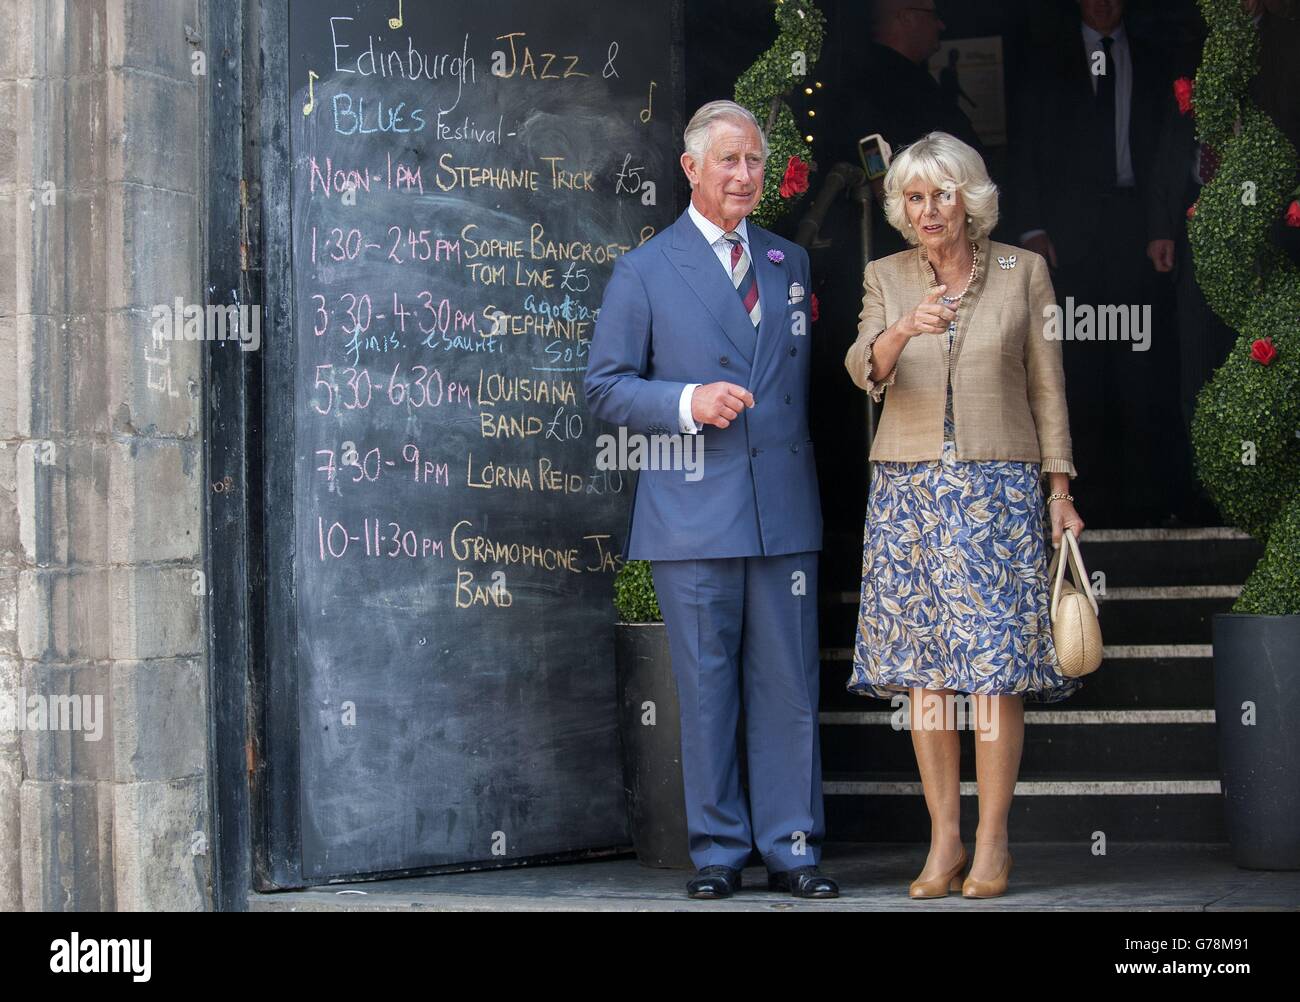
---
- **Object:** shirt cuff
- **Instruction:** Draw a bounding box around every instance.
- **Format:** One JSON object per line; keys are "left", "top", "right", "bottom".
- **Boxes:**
{"left": 678, "top": 383, "right": 702, "bottom": 433}
{"left": 1040, "top": 457, "right": 1078, "bottom": 478}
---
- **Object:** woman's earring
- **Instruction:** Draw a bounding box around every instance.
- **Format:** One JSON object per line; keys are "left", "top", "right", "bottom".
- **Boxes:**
{"left": 966, "top": 215, "right": 973, "bottom": 224}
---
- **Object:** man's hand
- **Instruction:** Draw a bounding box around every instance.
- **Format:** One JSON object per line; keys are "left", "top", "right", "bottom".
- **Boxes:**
{"left": 1147, "top": 238, "right": 1175, "bottom": 273}
{"left": 691, "top": 382, "right": 755, "bottom": 429}
{"left": 1024, "top": 232, "right": 1058, "bottom": 270}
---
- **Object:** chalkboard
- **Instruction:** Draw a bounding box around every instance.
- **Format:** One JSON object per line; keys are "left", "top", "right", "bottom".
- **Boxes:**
{"left": 283, "top": 0, "right": 682, "bottom": 881}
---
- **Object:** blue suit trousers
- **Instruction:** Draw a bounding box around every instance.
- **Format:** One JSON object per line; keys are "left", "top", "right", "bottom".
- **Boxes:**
{"left": 650, "top": 551, "right": 825, "bottom": 872}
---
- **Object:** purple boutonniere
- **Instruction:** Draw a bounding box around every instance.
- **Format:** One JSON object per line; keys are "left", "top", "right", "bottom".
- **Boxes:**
{"left": 767, "top": 249, "right": 785, "bottom": 264}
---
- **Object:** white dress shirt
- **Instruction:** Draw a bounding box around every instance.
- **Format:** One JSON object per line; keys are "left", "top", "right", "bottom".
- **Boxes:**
{"left": 1021, "top": 22, "right": 1135, "bottom": 244}
{"left": 1081, "top": 21, "right": 1135, "bottom": 187}
{"left": 676, "top": 202, "right": 754, "bottom": 433}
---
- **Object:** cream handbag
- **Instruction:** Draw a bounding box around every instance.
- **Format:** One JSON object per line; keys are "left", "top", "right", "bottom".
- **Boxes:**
{"left": 1048, "top": 528, "right": 1103, "bottom": 677}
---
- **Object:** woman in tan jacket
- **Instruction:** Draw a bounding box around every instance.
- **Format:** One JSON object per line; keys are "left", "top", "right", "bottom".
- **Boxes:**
{"left": 844, "top": 132, "right": 1085, "bottom": 900}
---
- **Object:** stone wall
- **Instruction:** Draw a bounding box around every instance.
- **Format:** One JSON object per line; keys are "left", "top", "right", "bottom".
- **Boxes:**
{"left": 0, "top": 0, "right": 210, "bottom": 910}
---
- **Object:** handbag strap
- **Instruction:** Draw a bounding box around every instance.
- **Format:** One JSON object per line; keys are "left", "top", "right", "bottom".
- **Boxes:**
{"left": 1064, "top": 528, "right": 1099, "bottom": 615}
{"left": 1049, "top": 534, "right": 1068, "bottom": 618}
{"left": 1049, "top": 528, "right": 1098, "bottom": 618}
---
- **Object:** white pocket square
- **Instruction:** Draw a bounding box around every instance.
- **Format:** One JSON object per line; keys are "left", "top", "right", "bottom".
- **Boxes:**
{"left": 787, "top": 281, "right": 806, "bottom": 304}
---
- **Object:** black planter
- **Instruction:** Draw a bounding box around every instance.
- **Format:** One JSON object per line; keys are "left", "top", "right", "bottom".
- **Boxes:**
{"left": 1213, "top": 614, "right": 1300, "bottom": 870}
{"left": 614, "top": 623, "right": 692, "bottom": 868}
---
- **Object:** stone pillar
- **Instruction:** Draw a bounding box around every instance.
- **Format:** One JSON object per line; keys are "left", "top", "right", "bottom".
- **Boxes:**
{"left": 0, "top": 0, "right": 210, "bottom": 910}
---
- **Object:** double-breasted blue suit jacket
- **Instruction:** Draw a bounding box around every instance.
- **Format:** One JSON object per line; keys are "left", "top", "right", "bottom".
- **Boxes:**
{"left": 584, "top": 209, "right": 824, "bottom": 562}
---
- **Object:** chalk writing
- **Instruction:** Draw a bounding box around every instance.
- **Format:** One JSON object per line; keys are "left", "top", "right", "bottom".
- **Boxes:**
{"left": 284, "top": 0, "right": 677, "bottom": 880}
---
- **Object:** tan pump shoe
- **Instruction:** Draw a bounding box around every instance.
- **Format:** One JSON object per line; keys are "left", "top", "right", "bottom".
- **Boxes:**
{"left": 908, "top": 848, "right": 969, "bottom": 899}
{"left": 961, "top": 851, "right": 1013, "bottom": 898}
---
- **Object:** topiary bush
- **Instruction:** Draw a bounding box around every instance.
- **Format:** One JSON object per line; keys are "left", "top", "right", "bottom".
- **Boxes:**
{"left": 1188, "top": 0, "right": 1300, "bottom": 615}
{"left": 614, "top": 558, "right": 662, "bottom": 623}
{"left": 734, "top": 0, "right": 825, "bottom": 226}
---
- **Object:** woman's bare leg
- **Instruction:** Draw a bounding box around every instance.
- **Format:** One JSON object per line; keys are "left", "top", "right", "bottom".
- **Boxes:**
{"left": 909, "top": 687, "right": 964, "bottom": 880}
{"left": 968, "top": 693, "right": 1024, "bottom": 881}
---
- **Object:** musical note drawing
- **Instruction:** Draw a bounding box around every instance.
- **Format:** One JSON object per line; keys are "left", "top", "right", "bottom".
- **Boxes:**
{"left": 388, "top": 0, "right": 403, "bottom": 30}
{"left": 640, "top": 81, "right": 656, "bottom": 124}
{"left": 303, "top": 70, "right": 319, "bottom": 116}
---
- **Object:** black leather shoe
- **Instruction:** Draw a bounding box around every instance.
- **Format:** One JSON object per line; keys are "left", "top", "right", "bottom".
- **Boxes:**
{"left": 686, "top": 865, "right": 743, "bottom": 899}
{"left": 767, "top": 866, "right": 839, "bottom": 898}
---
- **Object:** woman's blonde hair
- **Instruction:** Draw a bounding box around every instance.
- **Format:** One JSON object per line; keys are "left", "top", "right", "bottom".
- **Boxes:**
{"left": 882, "top": 131, "right": 999, "bottom": 244}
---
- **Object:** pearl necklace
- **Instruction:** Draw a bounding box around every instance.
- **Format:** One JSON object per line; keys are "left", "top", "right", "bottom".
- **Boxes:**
{"left": 938, "top": 241, "right": 979, "bottom": 303}
{"left": 940, "top": 242, "right": 979, "bottom": 362}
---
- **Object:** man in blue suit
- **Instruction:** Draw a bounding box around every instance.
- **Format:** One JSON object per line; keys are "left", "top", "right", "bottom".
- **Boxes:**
{"left": 585, "top": 101, "right": 835, "bottom": 900}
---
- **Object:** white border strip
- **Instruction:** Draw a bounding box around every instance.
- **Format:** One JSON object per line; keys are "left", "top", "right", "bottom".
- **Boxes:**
{"left": 1099, "top": 585, "right": 1242, "bottom": 600}
{"left": 820, "top": 710, "right": 1215, "bottom": 725}
{"left": 825, "top": 779, "right": 1222, "bottom": 796}
{"left": 835, "top": 585, "right": 1241, "bottom": 604}
{"left": 1083, "top": 528, "right": 1252, "bottom": 542}
{"left": 820, "top": 645, "right": 1212, "bottom": 660}
{"left": 1104, "top": 644, "right": 1213, "bottom": 659}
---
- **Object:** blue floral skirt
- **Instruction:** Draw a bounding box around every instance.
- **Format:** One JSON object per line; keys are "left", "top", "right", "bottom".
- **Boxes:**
{"left": 847, "top": 441, "right": 1083, "bottom": 703}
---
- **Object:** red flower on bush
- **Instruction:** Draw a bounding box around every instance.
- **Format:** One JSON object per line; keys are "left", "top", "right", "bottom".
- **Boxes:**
{"left": 779, "top": 156, "right": 810, "bottom": 199}
{"left": 1251, "top": 337, "right": 1278, "bottom": 366}
{"left": 1286, "top": 201, "right": 1300, "bottom": 227}
{"left": 811, "top": 293, "right": 820, "bottom": 322}
{"left": 1187, "top": 202, "right": 1197, "bottom": 220}
{"left": 1174, "top": 77, "right": 1194, "bottom": 115}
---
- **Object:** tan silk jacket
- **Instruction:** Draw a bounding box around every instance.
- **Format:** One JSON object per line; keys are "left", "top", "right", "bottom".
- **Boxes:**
{"left": 844, "top": 236, "right": 1077, "bottom": 477}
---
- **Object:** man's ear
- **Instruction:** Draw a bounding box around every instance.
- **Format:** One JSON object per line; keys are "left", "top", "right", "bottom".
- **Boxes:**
{"left": 680, "top": 151, "right": 697, "bottom": 187}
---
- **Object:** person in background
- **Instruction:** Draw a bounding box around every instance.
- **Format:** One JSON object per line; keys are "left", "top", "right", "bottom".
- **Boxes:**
{"left": 824, "top": 0, "right": 983, "bottom": 259}
{"left": 1246, "top": 0, "right": 1300, "bottom": 267}
{"left": 938, "top": 48, "right": 977, "bottom": 118}
{"left": 1246, "top": 0, "right": 1300, "bottom": 154}
{"left": 1011, "top": 0, "right": 1172, "bottom": 526}
{"left": 844, "top": 133, "right": 1084, "bottom": 900}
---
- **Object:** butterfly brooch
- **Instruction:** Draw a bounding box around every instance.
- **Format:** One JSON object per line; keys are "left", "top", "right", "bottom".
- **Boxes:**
{"left": 997, "top": 255, "right": 1018, "bottom": 270}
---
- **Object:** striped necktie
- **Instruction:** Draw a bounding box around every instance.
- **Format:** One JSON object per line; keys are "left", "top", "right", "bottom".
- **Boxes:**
{"left": 724, "top": 231, "right": 761, "bottom": 329}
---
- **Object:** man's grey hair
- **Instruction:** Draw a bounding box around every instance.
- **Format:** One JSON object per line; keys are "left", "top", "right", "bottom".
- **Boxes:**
{"left": 683, "top": 100, "right": 769, "bottom": 162}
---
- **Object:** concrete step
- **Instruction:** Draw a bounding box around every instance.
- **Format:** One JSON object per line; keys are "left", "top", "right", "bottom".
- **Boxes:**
{"left": 1074, "top": 528, "right": 1262, "bottom": 588}
{"left": 819, "top": 592, "right": 1238, "bottom": 646}
{"left": 824, "top": 771, "right": 1226, "bottom": 842}
{"left": 807, "top": 528, "right": 1250, "bottom": 844}
{"left": 246, "top": 842, "right": 1300, "bottom": 911}
{"left": 818, "top": 712, "right": 1219, "bottom": 776}
{"left": 818, "top": 654, "right": 1214, "bottom": 710}
{"left": 818, "top": 527, "right": 1263, "bottom": 591}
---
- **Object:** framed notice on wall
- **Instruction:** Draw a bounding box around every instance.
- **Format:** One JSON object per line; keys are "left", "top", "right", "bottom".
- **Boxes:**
{"left": 254, "top": 0, "right": 684, "bottom": 887}
{"left": 930, "top": 36, "right": 1006, "bottom": 147}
